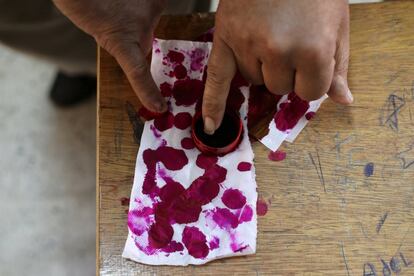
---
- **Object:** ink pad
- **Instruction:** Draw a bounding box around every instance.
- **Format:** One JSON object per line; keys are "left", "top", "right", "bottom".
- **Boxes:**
{"left": 191, "top": 111, "right": 243, "bottom": 155}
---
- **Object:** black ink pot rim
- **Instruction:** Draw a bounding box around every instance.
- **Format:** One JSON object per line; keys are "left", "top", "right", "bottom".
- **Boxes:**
{"left": 191, "top": 111, "right": 243, "bottom": 156}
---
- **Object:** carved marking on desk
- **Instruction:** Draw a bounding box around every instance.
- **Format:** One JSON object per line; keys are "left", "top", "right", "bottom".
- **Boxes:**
{"left": 309, "top": 152, "right": 326, "bottom": 193}
{"left": 359, "top": 222, "right": 374, "bottom": 241}
{"left": 332, "top": 133, "right": 355, "bottom": 160}
{"left": 385, "top": 69, "right": 404, "bottom": 85}
{"left": 380, "top": 94, "right": 405, "bottom": 132}
{"left": 364, "top": 252, "right": 412, "bottom": 276}
{"left": 340, "top": 241, "right": 351, "bottom": 276}
{"left": 125, "top": 101, "right": 144, "bottom": 144}
{"left": 363, "top": 263, "right": 377, "bottom": 276}
{"left": 376, "top": 212, "right": 388, "bottom": 234}
{"left": 348, "top": 147, "right": 366, "bottom": 167}
{"left": 396, "top": 143, "right": 414, "bottom": 169}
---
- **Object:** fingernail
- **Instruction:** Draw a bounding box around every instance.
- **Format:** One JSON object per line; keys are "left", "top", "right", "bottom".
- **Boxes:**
{"left": 346, "top": 88, "right": 354, "bottom": 103}
{"left": 204, "top": 117, "right": 216, "bottom": 135}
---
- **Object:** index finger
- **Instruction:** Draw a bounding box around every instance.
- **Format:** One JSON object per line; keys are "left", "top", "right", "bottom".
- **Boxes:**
{"left": 202, "top": 37, "right": 237, "bottom": 134}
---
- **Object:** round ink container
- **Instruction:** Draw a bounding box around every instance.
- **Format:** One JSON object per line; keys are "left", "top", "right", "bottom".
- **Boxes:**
{"left": 191, "top": 111, "right": 243, "bottom": 156}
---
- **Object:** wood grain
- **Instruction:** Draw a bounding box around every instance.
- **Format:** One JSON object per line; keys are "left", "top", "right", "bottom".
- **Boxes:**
{"left": 98, "top": 2, "right": 414, "bottom": 275}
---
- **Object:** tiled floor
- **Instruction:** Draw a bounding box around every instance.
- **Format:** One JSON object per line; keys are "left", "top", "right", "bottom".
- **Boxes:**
{"left": 0, "top": 45, "right": 95, "bottom": 276}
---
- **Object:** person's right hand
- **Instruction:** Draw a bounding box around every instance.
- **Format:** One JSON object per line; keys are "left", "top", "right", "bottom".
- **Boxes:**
{"left": 53, "top": 0, "right": 168, "bottom": 113}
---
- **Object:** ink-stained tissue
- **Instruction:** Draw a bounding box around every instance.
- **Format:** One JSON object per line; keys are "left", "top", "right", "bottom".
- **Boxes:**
{"left": 260, "top": 93, "right": 327, "bottom": 151}
{"left": 123, "top": 38, "right": 327, "bottom": 265}
{"left": 122, "top": 39, "right": 257, "bottom": 265}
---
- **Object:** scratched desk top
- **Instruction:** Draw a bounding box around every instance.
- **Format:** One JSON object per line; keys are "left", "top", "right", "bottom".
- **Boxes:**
{"left": 97, "top": 2, "right": 414, "bottom": 275}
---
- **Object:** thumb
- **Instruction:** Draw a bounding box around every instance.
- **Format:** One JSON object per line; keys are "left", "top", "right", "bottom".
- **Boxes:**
{"left": 202, "top": 37, "right": 236, "bottom": 134}
{"left": 108, "top": 41, "right": 167, "bottom": 113}
{"left": 328, "top": 13, "right": 353, "bottom": 105}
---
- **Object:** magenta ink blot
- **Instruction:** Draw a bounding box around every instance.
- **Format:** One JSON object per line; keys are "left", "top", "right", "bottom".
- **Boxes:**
{"left": 191, "top": 111, "right": 243, "bottom": 156}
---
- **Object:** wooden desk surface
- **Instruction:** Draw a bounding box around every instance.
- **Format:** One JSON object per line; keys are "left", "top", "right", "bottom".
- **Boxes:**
{"left": 98, "top": 2, "right": 414, "bottom": 275}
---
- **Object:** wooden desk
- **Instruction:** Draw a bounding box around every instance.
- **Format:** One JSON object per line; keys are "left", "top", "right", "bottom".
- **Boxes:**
{"left": 98, "top": 2, "right": 414, "bottom": 275}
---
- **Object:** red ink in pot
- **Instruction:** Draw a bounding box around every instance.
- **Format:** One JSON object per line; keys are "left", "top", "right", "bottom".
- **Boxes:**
{"left": 191, "top": 111, "right": 243, "bottom": 155}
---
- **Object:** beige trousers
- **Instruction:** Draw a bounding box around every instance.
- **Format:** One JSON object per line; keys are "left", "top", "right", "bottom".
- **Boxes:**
{"left": 0, "top": 0, "right": 201, "bottom": 75}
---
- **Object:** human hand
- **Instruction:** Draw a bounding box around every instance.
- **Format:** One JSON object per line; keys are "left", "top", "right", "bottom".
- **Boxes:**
{"left": 202, "top": 0, "right": 352, "bottom": 134}
{"left": 53, "top": 0, "right": 168, "bottom": 112}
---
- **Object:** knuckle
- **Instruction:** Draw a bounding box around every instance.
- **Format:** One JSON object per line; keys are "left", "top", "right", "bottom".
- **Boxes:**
{"left": 299, "top": 36, "right": 335, "bottom": 67}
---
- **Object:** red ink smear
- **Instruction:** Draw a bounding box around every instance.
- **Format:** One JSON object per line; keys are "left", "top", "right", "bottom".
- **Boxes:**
{"left": 160, "top": 82, "right": 172, "bottom": 97}
{"left": 239, "top": 205, "right": 253, "bottom": 223}
{"left": 211, "top": 207, "right": 239, "bottom": 229}
{"left": 274, "top": 93, "right": 309, "bottom": 131}
{"left": 196, "top": 154, "right": 218, "bottom": 170}
{"left": 189, "top": 48, "right": 206, "bottom": 71}
{"left": 268, "top": 150, "right": 286, "bottom": 161}
{"left": 174, "top": 112, "right": 193, "bottom": 129}
{"left": 150, "top": 125, "right": 161, "bottom": 138}
{"left": 138, "top": 106, "right": 163, "bottom": 121}
{"left": 173, "top": 64, "right": 187, "bottom": 79}
{"left": 256, "top": 199, "right": 268, "bottom": 216}
{"left": 172, "top": 79, "right": 204, "bottom": 106}
{"left": 237, "top": 162, "right": 252, "bottom": 171}
{"left": 155, "top": 48, "right": 161, "bottom": 54}
{"left": 120, "top": 197, "right": 130, "bottom": 206}
{"left": 153, "top": 111, "right": 174, "bottom": 131}
{"left": 208, "top": 236, "right": 220, "bottom": 250}
{"left": 168, "top": 197, "right": 202, "bottom": 224}
{"left": 148, "top": 222, "right": 174, "bottom": 248}
{"left": 305, "top": 111, "right": 316, "bottom": 120}
{"left": 167, "top": 50, "right": 185, "bottom": 64}
{"left": 127, "top": 207, "right": 154, "bottom": 236}
{"left": 248, "top": 85, "right": 282, "bottom": 129}
{"left": 181, "top": 137, "right": 195, "bottom": 149}
{"left": 161, "top": 240, "right": 184, "bottom": 253}
{"left": 182, "top": 226, "right": 209, "bottom": 259}
{"left": 222, "top": 188, "right": 246, "bottom": 209}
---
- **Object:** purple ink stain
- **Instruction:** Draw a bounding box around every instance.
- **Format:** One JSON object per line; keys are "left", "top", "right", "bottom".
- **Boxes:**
{"left": 173, "top": 64, "right": 187, "bottom": 79}
{"left": 268, "top": 150, "right": 286, "bottom": 161}
{"left": 182, "top": 226, "right": 209, "bottom": 259}
{"left": 161, "top": 241, "right": 184, "bottom": 253}
{"left": 181, "top": 137, "right": 195, "bottom": 149}
{"left": 364, "top": 162, "right": 374, "bottom": 177}
{"left": 305, "top": 111, "right": 316, "bottom": 120}
{"left": 256, "top": 199, "right": 268, "bottom": 216}
{"left": 189, "top": 48, "right": 206, "bottom": 71}
{"left": 209, "top": 236, "right": 220, "bottom": 250}
{"left": 222, "top": 188, "right": 246, "bottom": 209}
{"left": 174, "top": 112, "right": 192, "bottom": 129}
{"left": 238, "top": 205, "right": 253, "bottom": 223}
{"left": 237, "top": 161, "right": 252, "bottom": 171}
{"left": 274, "top": 93, "right": 309, "bottom": 131}
{"left": 150, "top": 125, "right": 161, "bottom": 138}
{"left": 211, "top": 207, "right": 239, "bottom": 229}
{"left": 127, "top": 207, "right": 154, "bottom": 236}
